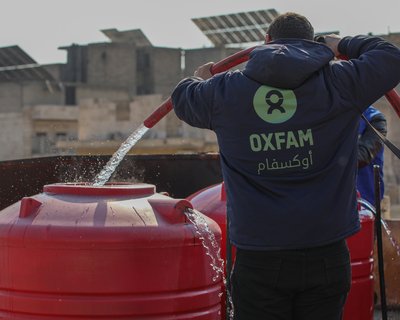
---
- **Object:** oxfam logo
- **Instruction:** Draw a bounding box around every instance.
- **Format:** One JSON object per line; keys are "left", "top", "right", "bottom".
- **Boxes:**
{"left": 253, "top": 86, "right": 297, "bottom": 123}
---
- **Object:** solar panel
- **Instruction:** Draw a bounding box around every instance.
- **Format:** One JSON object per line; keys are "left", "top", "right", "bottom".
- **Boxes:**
{"left": 0, "top": 46, "right": 54, "bottom": 82}
{"left": 101, "top": 28, "right": 152, "bottom": 47}
{"left": 192, "top": 9, "right": 279, "bottom": 46}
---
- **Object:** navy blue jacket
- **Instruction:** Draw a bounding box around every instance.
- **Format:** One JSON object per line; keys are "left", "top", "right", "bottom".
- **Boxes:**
{"left": 172, "top": 36, "right": 400, "bottom": 250}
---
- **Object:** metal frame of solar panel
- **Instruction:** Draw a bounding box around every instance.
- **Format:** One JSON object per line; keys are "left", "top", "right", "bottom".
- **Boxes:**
{"left": 192, "top": 9, "right": 279, "bottom": 46}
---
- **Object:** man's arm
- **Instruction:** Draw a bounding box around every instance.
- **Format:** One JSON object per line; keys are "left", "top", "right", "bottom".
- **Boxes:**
{"left": 358, "top": 112, "right": 387, "bottom": 168}
{"left": 171, "top": 62, "right": 224, "bottom": 130}
{"left": 325, "top": 35, "right": 400, "bottom": 111}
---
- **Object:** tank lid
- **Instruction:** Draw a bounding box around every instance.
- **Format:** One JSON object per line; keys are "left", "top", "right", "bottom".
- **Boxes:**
{"left": 43, "top": 182, "right": 156, "bottom": 196}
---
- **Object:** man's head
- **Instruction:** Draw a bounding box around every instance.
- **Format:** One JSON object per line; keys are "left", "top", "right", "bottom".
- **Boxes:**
{"left": 266, "top": 12, "right": 314, "bottom": 42}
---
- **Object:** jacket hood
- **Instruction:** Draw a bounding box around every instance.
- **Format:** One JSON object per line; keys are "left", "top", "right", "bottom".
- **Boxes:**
{"left": 243, "top": 39, "right": 334, "bottom": 89}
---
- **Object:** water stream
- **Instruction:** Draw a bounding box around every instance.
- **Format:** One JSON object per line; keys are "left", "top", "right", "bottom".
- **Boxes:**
{"left": 93, "top": 124, "right": 149, "bottom": 186}
{"left": 360, "top": 199, "right": 400, "bottom": 256}
{"left": 381, "top": 219, "right": 400, "bottom": 256}
{"left": 184, "top": 207, "right": 234, "bottom": 320}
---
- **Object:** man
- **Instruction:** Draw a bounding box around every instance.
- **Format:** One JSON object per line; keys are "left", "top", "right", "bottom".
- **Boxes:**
{"left": 172, "top": 12, "right": 400, "bottom": 320}
{"left": 357, "top": 106, "right": 387, "bottom": 207}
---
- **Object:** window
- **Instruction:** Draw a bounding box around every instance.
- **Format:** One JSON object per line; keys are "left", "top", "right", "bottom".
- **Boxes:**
{"left": 136, "top": 52, "right": 150, "bottom": 71}
{"left": 65, "top": 86, "right": 76, "bottom": 105}
{"left": 32, "top": 132, "right": 49, "bottom": 154}
{"left": 55, "top": 132, "right": 67, "bottom": 141}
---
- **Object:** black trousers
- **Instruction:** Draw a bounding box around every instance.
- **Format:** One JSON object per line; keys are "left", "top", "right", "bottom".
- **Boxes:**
{"left": 231, "top": 240, "right": 351, "bottom": 320}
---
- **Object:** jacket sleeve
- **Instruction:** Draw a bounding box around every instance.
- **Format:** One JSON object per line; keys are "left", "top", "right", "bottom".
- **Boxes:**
{"left": 358, "top": 112, "right": 387, "bottom": 168}
{"left": 330, "top": 35, "right": 400, "bottom": 112}
{"left": 171, "top": 75, "right": 222, "bottom": 130}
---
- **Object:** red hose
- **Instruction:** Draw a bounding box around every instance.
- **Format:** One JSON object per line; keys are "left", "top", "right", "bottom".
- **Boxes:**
{"left": 143, "top": 47, "right": 257, "bottom": 128}
{"left": 143, "top": 47, "right": 400, "bottom": 129}
{"left": 385, "top": 90, "right": 400, "bottom": 118}
{"left": 142, "top": 98, "right": 174, "bottom": 129}
{"left": 210, "top": 46, "right": 256, "bottom": 74}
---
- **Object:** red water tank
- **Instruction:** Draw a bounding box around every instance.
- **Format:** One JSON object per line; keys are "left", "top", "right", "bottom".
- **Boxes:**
{"left": 189, "top": 182, "right": 375, "bottom": 320}
{"left": 0, "top": 183, "right": 222, "bottom": 319}
{"left": 344, "top": 207, "right": 375, "bottom": 320}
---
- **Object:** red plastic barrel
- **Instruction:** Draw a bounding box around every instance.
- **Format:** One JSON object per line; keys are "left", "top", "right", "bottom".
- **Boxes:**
{"left": 0, "top": 183, "right": 222, "bottom": 319}
{"left": 189, "top": 182, "right": 375, "bottom": 320}
{"left": 343, "top": 207, "right": 375, "bottom": 320}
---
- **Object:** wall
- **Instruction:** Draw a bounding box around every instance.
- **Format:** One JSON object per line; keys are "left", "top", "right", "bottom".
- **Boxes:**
{"left": 0, "top": 81, "right": 63, "bottom": 113}
{"left": 0, "top": 83, "right": 22, "bottom": 112}
{"left": 0, "top": 80, "right": 65, "bottom": 160}
{"left": 78, "top": 94, "right": 165, "bottom": 141}
{"left": 43, "top": 63, "right": 64, "bottom": 82}
{"left": 22, "top": 105, "right": 78, "bottom": 156}
{"left": 22, "top": 82, "right": 64, "bottom": 106}
{"left": 76, "top": 86, "right": 130, "bottom": 102}
{"left": 86, "top": 42, "right": 137, "bottom": 95}
{"left": 152, "top": 47, "right": 182, "bottom": 96}
{"left": 0, "top": 113, "right": 26, "bottom": 160}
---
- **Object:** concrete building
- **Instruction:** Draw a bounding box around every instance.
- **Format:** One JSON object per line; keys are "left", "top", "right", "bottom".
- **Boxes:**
{"left": 0, "top": 29, "right": 238, "bottom": 161}
{"left": 55, "top": 28, "right": 243, "bottom": 154}
{"left": 25, "top": 105, "right": 78, "bottom": 156}
{"left": 60, "top": 29, "right": 182, "bottom": 101}
{"left": 0, "top": 46, "right": 68, "bottom": 160}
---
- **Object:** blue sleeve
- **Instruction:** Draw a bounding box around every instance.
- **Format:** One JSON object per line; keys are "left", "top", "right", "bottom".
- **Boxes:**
{"left": 331, "top": 35, "right": 400, "bottom": 111}
{"left": 363, "top": 105, "right": 382, "bottom": 121}
{"left": 171, "top": 75, "right": 221, "bottom": 130}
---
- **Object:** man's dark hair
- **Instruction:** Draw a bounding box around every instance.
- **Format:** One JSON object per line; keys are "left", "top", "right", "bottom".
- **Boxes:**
{"left": 267, "top": 12, "right": 314, "bottom": 41}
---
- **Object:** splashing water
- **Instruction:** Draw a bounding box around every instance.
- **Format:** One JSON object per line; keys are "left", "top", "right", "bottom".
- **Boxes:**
{"left": 380, "top": 219, "right": 400, "bottom": 256}
{"left": 359, "top": 199, "right": 400, "bottom": 257}
{"left": 184, "top": 207, "right": 234, "bottom": 320}
{"left": 184, "top": 207, "right": 224, "bottom": 281}
{"left": 93, "top": 124, "right": 149, "bottom": 186}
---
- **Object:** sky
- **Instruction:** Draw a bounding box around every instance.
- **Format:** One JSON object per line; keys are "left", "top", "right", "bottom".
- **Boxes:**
{"left": 1, "top": 0, "right": 400, "bottom": 65}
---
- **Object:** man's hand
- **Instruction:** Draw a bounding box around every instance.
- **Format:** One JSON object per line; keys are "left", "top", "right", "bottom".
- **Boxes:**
{"left": 194, "top": 62, "right": 214, "bottom": 80}
{"left": 323, "top": 34, "right": 342, "bottom": 57}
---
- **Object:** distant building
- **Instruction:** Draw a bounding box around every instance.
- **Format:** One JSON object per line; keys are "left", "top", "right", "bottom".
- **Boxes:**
{"left": 59, "top": 29, "right": 182, "bottom": 102}
{"left": 0, "top": 46, "right": 67, "bottom": 160}
{"left": 0, "top": 28, "right": 245, "bottom": 160}
{"left": 56, "top": 28, "right": 241, "bottom": 154}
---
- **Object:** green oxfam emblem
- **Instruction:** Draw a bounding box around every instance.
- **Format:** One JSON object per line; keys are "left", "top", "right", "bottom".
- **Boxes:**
{"left": 253, "top": 86, "right": 297, "bottom": 123}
